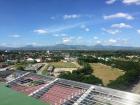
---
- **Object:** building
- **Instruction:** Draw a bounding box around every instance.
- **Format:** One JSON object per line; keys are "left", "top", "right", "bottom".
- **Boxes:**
{"left": 5, "top": 71, "right": 140, "bottom": 105}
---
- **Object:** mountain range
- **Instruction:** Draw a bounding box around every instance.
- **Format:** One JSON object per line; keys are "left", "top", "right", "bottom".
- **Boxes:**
{"left": 0, "top": 44, "right": 140, "bottom": 51}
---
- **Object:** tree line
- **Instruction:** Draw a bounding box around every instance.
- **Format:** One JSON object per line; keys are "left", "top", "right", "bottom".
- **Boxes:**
{"left": 59, "top": 61, "right": 102, "bottom": 85}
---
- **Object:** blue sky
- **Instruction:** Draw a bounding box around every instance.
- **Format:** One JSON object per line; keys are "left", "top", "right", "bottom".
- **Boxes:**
{"left": 0, "top": 0, "right": 140, "bottom": 47}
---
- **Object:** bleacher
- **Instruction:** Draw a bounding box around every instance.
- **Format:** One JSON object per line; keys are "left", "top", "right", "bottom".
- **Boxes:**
{"left": 6, "top": 71, "right": 140, "bottom": 105}
{"left": 7, "top": 72, "right": 54, "bottom": 95}
{"left": 40, "top": 84, "right": 84, "bottom": 105}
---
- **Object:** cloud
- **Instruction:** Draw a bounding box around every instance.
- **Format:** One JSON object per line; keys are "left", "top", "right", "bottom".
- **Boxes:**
{"left": 63, "top": 14, "right": 80, "bottom": 19}
{"left": 102, "top": 28, "right": 121, "bottom": 35}
{"left": 104, "top": 12, "right": 134, "bottom": 20}
{"left": 111, "top": 23, "right": 132, "bottom": 28}
{"left": 106, "top": 0, "right": 117, "bottom": 4}
{"left": 137, "top": 29, "right": 140, "bottom": 34}
{"left": 105, "top": 38, "right": 128, "bottom": 45}
{"left": 77, "top": 36, "right": 83, "bottom": 40}
{"left": 34, "top": 21, "right": 90, "bottom": 35}
{"left": 109, "top": 39, "right": 117, "bottom": 43}
{"left": 106, "top": 0, "right": 140, "bottom": 5}
{"left": 93, "top": 36, "right": 99, "bottom": 40}
{"left": 10, "top": 34, "right": 21, "bottom": 38}
{"left": 122, "top": 0, "right": 140, "bottom": 5}
{"left": 80, "top": 24, "right": 90, "bottom": 32}
{"left": 85, "top": 28, "right": 90, "bottom": 32}
{"left": 96, "top": 40, "right": 101, "bottom": 44}
{"left": 61, "top": 36, "right": 84, "bottom": 44}
{"left": 52, "top": 33, "right": 68, "bottom": 37}
{"left": 34, "top": 29, "right": 48, "bottom": 34}
{"left": 62, "top": 37, "right": 73, "bottom": 44}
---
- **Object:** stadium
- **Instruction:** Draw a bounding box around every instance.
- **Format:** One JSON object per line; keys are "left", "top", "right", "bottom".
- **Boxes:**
{"left": 2, "top": 71, "right": 140, "bottom": 105}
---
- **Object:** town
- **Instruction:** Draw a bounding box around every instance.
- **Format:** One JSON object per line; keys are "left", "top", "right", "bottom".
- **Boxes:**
{"left": 1, "top": 0, "right": 140, "bottom": 105}
{"left": 1, "top": 50, "right": 140, "bottom": 105}
{"left": 1, "top": 50, "right": 140, "bottom": 90}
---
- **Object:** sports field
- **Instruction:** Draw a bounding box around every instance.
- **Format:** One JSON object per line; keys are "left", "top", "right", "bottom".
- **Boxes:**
{"left": 49, "top": 62, "right": 77, "bottom": 68}
{"left": 90, "top": 63, "right": 125, "bottom": 86}
{"left": 0, "top": 84, "right": 48, "bottom": 105}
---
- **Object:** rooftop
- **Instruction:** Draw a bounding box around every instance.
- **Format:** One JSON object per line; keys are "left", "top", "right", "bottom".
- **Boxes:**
{"left": 4, "top": 71, "right": 140, "bottom": 105}
{"left": 0, "top": 83, "right": 48, "bottom": 105}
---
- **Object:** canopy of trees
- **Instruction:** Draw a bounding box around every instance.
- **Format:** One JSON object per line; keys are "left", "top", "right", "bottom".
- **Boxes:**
{"left": 59, "top": 62, "right": 102, "bottom": 85}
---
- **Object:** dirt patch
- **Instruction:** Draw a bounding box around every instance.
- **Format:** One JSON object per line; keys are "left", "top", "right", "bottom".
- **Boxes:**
{"left": 90, "top": 63, "right": 125, "bottom": 86}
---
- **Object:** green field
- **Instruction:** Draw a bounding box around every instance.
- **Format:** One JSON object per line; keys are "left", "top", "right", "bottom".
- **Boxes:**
{"left": 0, "top": 84, "right": 48, "bottom": 105}
{"left": 48, "top": 62, "right": 77, "bottom": 68}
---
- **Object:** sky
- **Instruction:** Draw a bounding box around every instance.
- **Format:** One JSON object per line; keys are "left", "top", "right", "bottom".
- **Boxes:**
{"left": 0, "top": 0, "right": 140, "bottom": 47}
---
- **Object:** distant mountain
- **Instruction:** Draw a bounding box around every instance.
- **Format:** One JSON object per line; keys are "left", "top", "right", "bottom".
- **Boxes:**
{"left": 0, "top": 46, "right": 13, "bottom": 50}
{"left": 0, "top": 44, "right": 140, "bottom": 51}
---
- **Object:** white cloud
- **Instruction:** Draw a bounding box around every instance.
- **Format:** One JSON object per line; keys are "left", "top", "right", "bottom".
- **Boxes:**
{"left": 80, "top": 24, "right": 90, "bottom": 32}
{"left": 34, "top": 29, "right": 48, "bottom": 34}
{"left": 96, "top": 40, "right": 101, "bottom": 44}
{"left": 109, "top": 39, "right": 117, "bottom": 43}
{"left": 34, "top": 21, "right": 89, "bottom": 35}
{"left": 77, "top": 36, "right": 83, "bottom": 40}
{"left": 106, "top": 0, "right": 140, "bottom": 5}
{"left": 122, "top": 0, "right": 140, "bottom": 5}
{"left": 62, "top": 37, "right": 73, "bottom": 44}
{"left": 102, "top": 28, "right": 121, "bottom": 35}
{"left": 93, "top": 36, "right": 99, "bottom": 40}
{"left": 105, "top": 38, "right": 128, "bottom": 45}
{"left": 10, "top": 34, "right": 21, "bottom": 38}
{"left": 31, "top": 42, "right": 37, "bottom": 46}
{"left": 62, "top": 36, "right": 83, "bottom": 44}
{"left": 106, "top": 0, "right": 117, "bottom": 4}
{"left": 111, "top": 23, "right": 132, "bottom": 28}
{"left": 85, "top": 28, "right": 90, "bottom": 32}
{"left": 53, "top": 33, "right": 68, "bottom": 37}
{"left": 137, "top": 29, "right": 140, "bottom": 34}
{"left": 63, "top": 14, "right": 80, "bottom": 19}
{"left": 104, "top": 12, "right": 134, "bottom": 20}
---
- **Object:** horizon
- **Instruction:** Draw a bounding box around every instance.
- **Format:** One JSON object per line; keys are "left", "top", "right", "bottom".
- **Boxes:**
{"left": 1, "top": 43, "right": 140, "bottom": 49}
{"left": 0, "top": 0, "right": 140, "bottom": 47}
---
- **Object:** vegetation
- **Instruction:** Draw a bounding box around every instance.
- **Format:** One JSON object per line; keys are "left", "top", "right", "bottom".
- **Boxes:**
{"left": 77, "top": 53, "right": 140, "bottom": 90}
{"left": 90, "top": 63, "right": 125, "bottom": 86}
{"left": 59, "top": 62, "right": 103, "bottom": 85}
{"left": 41, "top": 68, "right": 48, "bottom": 75}
{"left": 1, "top": 50, "right": 140, "bottom": 90}
{"left": 107, "top": 61, "right": 140, "bottom": 90}
{"left": 48, "top": 62, "right": 77, "bottom": 68}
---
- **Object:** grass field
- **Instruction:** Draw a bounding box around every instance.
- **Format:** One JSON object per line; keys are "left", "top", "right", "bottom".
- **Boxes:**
{"left": 48, "top": 61, "right": 77, "bottom": 68}
{"left": 90, "top": 63, "right": 125, "bottom": 86}
{"left": 0, "top": 84, "right": 48, "bottom": 105}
